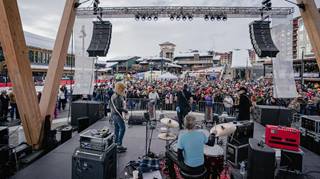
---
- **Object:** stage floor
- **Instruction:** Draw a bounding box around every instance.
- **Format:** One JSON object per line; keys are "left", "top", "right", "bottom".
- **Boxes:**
{"left": 11, "top": 116, "right": 320, "bottom": 179}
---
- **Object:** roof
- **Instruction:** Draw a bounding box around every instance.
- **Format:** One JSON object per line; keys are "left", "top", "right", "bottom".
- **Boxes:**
{"left": 159, "top": 41, "right": 176, "bottom": 46}
{"left": 166, "top": 63, "right": 182, "bottom": 68}
{"left": 24, "top": 31, "right": 72, "bottom": 53}
{"left": 145, "top": 56, "right": 172, "bottom": 62}
{"left": 31, "top": 64, "right": 74, "bottom": 71}
{"left": 105, "top": 56, "right": 139, "bottom": 62}
{"left": 231, "top": 49, "right": 252, "bottom": 69}
{"left": 174, "top": 52, "right": 213, "bottom": 59}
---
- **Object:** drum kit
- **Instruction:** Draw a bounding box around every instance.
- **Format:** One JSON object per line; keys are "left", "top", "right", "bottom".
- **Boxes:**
{"left": 158, "top": 118, "right": 179, "bottom": 141}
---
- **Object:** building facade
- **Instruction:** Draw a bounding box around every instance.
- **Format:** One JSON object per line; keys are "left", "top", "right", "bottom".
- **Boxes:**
{"left": 173, "top": 51, "right": 216, "bottom": 71}
{"left": 159, "top": 42, "right": 176, "bottom": 60}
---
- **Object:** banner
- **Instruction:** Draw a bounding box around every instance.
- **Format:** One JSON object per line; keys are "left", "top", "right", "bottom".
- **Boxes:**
{"left": 72, "top": 56, "right": 95, "bottom": 95}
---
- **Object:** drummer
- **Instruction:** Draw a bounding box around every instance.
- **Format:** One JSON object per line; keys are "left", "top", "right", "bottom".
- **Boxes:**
{"left": 177, "top": 114, "right": 215, "bottom": 175}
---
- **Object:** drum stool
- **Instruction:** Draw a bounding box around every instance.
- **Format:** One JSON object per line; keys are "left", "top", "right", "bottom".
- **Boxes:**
{"left": 180, "top": 168, "right": 207, "bottom": 179}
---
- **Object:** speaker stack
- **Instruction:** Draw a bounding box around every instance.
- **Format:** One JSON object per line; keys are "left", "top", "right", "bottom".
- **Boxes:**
{"left": 254, "top": 105, "right": 292, "bottom": 126}
{"left": 87, "top": 21, "right": 112, "bottom": 57}
{"left": 249, "top": 21, "right": 279, "bottom": 58}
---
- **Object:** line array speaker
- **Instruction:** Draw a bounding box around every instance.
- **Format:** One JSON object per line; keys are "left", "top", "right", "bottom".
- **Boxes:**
{"left": 87, "top": 21, "right": 112, "bottom": 57}
{"left": 249, "top": 21, "right": 279, "bottom": 58}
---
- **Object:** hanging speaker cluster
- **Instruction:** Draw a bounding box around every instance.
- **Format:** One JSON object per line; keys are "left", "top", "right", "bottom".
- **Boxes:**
{"left": 87, "top": 21, "right": 112, "bottom": 57}
{"left": 249, "top": 20, "right": 279, "bottom": 58}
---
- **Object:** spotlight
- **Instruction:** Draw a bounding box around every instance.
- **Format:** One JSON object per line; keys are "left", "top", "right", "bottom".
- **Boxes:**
{"left": 176, "top": 15, "right": 181, "bottom": 21}
{"left": 154, "top": 16, "right": 158, "bottom": 21}
{"left": 170, "top": 15, "right": 174, "bottom": 21}
{"left": 182, "top": 16, "right": 187, "bottom": 21}
{"left": 141, "top": 15, "right": 146, "bottom": 21}
{"left": 188, "top": 16, "right": 193, "bottom": 21}
{"left": 222, "top": 16, "right": 227, "bottom": 21}
{"left": 147, "top": 16, "right": 152, "bottom": 21}
{"left": 210, "top": 16, "right": 215, "bottom": 21}
{"left": 204, "top": 15, "right": 209, "bottom": 21}
{"left": 216, "top": 15, "right": 221, "bottom": 21}
{"left": 135, "top": 15, "right": 140, "bottom": 21}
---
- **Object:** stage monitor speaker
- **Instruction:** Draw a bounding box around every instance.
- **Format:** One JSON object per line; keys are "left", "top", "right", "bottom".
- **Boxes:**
{"left": 71, "top": 100, "right": 104, "bottom": 126}
{"left": 249, "top": 21, "right": 279, "bottom": 58}
{"left": 280, "top": 149, "right": 303, "bottom": 172}
{"left": 72, "top": 144, "right": 117, "bottom": 179}
{"left": 248, "top": 138, "right": 276, "bottom": 179}
{"left": 61, "top": 126, "right": 73, "bottom": 143}
{"left": 87, "top": 21, "right": 112, "bottom": 57}
{"left": 254, "top": 105, "right": 292, "bottom": 126}
{"left": 78, "top": 116, "right": 90, "bottom": 133}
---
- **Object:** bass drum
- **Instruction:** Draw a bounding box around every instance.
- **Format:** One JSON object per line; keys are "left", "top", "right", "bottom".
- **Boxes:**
{"left": 204, "top": 145, "right": 224, "bottom": 177}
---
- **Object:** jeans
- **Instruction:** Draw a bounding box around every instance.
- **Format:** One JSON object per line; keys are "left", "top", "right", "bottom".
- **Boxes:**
{"left": 112, "top": 113, "right": 126, "bottom": 146}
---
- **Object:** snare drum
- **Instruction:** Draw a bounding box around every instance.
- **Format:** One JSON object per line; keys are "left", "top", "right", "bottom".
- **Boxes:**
{"left": 204, "top": 145, "right": 224, "bottom": 176}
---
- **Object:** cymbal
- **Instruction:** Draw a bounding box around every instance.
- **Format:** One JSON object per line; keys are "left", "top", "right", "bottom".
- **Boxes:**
{"left": 158, "top": 133, "right": 176, "bottom": 141}
{"left": 210, "top": 122, "right": 237, "bottom": 137}
{"left": 160, "top": 118, "right": 179, "bottom": 128}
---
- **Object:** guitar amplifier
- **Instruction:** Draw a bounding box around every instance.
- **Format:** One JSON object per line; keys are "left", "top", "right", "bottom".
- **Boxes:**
{"left": 228, "top": 120, "right": 254, "bottom": 145}
{"left": 254, "top": 105, "right": 292, "bottom": 126}
{"left": 80, "top": 128, "right": 114, "bottom": 151}
{"left": 300, "top": 128, "right": 320, "bottom": 155}
{"left": 301, "top": 115, "right": 320, "bottom": 134}
{"left": 265, "top": 125, "right": 300, "bottom": 151}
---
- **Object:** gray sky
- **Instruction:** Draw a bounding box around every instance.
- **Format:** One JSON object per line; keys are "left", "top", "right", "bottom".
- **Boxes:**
{"left": 17, "top": 0, "right": 320, "bottom": 58}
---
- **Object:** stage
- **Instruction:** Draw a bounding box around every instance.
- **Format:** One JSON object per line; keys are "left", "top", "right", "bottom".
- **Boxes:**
{"left": 11, "top": 113, "right": 320, "bottom": 179}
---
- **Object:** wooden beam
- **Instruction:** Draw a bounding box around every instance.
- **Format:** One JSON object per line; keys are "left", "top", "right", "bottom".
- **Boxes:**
{"left": 39, "top": 0, "right": 78, "bottom": 119}
{"left": 0, "top": 0, "right": 42, "bottom": 147}
{"left": 297, "top": 0, "right": 320, "bottom": 69}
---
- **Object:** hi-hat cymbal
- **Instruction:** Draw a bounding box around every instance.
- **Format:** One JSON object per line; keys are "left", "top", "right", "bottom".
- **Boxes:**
{"left": 210, "top": 122, "right": 237, "bottom": 137}
{"left": 160, "top": 118, "right": 179, "bottom": 128}
{"left": 158, "top": 133, "right": 176, "bottom": 141}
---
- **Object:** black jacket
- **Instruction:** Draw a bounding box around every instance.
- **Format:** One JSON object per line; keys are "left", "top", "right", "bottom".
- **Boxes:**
{"left": 237, "top": 94, "right": 251, "bottom": 121}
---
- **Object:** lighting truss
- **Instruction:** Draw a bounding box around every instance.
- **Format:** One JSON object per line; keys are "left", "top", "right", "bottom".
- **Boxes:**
{"left": 76, "top": 6, "right": 294, "bottom": 19}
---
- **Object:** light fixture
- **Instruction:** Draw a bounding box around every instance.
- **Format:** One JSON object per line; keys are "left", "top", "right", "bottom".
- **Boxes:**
{"left": 154, "top": 16, "right": 158, "bottom": 21}
{"left": 188, "top": 15, "right": 193, "bottom": 21}
{"left": 176, "top": 15, "right": 181, "bottom": 21}
{"left": 222, "top": 16, "right": 227, "bottom": 21}
{"left": 147, "top": 16, "right": 152, "bottom": 21}
{"left": 182, "top": 16, "right": 187, "bottom": 21}
{"left": 141, "top": 15, "right": 146, "bottom": 21}
{"left": 216, "top": 15, "right": 221, "bottom": 21}
{"left": 134, "top": 15, "right": 140, "bottom": 21}
{"left": 204, "top": 15, "right": 209, "bottom": 21}
{"left": 210, "top": 16, "right": 215, "bottom": 21}
{"left": 169, "top": 15, "right": 174, "bottom": 21}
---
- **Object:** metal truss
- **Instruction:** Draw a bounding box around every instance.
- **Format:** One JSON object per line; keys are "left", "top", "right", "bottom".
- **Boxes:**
{"left": 76, "top": 6, "right": 294, "bottom": 19}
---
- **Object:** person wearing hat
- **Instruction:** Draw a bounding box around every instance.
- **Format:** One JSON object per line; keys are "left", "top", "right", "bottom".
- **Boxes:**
{"left": 110, "top": 82, "right": 128, "bottom": 152}
{"left": 235, "top": 87, "right": 252, "bottom": 121}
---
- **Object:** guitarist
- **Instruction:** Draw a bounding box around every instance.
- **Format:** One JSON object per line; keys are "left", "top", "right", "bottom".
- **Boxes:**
{"left": 110, "top": 82, "right": 128, "bottom": 153}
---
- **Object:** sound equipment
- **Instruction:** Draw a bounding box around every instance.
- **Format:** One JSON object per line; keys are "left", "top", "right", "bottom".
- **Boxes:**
{"left": 0, "top": 145, "right": 10, "bottom": 165}
{"left": 0, "top": 127, "right": 8, "bottom": 145}
{"left": 78, "top": 116, "right": 90, "bottom": 133}
{"left": 301, "top": 115, "right": 320, "bottom": 134}
{"left": 71, "top": 100, "right": 104, "bottom": 126}
{"left": 248, "top": 138, "right": 275, "bottom": 179}
{"left": 300, "top": 129, "right": 320, "bottom": 155}
{"left": 128, "top": 115, "right": 146, "bottom": 125}
{"left": 254, "top": 105, "right": 292, "bottom": 126}
{"left": 13, "top": 143, "right": 32, "bottom": 161}
{"left": 280, "top": 149, "right": 303, "bottom": 172}
{"left": 60, "top": 126, "right": 73, "bottom": 143}
{"left": 249, "top": 21, "right": 279, "bottom": 58}
{"left": 228, "top": 120, "right": 254, "bottom": 145}
{"left": 80, "top": 128, "right": 114, "bottom": 151}
{"left": 72, "top": 144, "right": 117, "bottom": 179}
{"left": 87, "top": 21, "right": 112, "bottom": 57}
{"left": 226, "top": 142, "right": 249, "bottom": 167}
{"left": 265, "top": 125, "right": 300, "bottom": 151}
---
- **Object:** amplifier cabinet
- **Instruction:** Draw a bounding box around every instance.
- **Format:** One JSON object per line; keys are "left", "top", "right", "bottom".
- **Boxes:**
{"left": 72, "top": 144, "right": 117, "bottom": 179}
{"left": 300, "top": 128, "right": 320, "bottom": 155}
{"left": 71, "top": 100, "right": 105, "bottom": 126}
{"left": 226, "top": 142, "right": 249, "bottom": 167}
{"left": 301, "top": 115, "right": 320, "bottom": 134}
{"left": 254, "top": 105, "right": 292, "bottom": 126}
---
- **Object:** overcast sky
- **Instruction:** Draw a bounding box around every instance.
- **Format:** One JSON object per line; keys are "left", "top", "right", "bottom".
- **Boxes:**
{"left": 17, "top": 0, "right": 320, "bottom": 58}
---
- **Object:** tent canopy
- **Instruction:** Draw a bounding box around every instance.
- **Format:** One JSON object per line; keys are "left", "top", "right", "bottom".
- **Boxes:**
{"left": 157, "top": 72, "right": 178, "bottom": 80}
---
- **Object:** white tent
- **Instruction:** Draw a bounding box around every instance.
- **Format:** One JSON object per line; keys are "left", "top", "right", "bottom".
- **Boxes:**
{"left": 157, "top": 72, "right": 178, "bottom": 80}
{"left": 231, "top": 49, "right": 252, "bottom": 69}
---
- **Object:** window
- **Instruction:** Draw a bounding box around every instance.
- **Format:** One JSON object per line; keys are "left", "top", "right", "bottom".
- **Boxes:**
{"left": 29, "top": 50, "right": 34, "bottom": 63}
{"left": 34, "top": 51, "right": 38, "bottom": 63}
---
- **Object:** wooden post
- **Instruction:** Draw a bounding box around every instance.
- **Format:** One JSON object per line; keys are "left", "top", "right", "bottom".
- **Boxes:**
{"left": 39, "top": 0, "right": 78, "bottom": 120}
{"left": 297, "top": 0, "right": 320, "bottom": 69}
{"left": 0, "top": 0, "right": 42, "bottom": 147}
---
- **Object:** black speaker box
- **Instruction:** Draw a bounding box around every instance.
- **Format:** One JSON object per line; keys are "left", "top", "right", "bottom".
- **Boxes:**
{"left": 72, "top": 144, "right": 117, "bottom": 179}
{"left": 61, "top": 126, "right": 73, "bottom": 143}
{"left": 228, "top": 120, "right": 254, "bottom": 145}
{"left": 0, "top": 127, "right": 8, "bottom": 145}
{"left": 280, "top": 149, "right": 303, "bottom": 172}
{"left": 249, "top": 21, "right": 279, "bottom": 58}
{"left": 255, "top": 105, "right": 292, "bottom": 126}
{"left": 78, "top": 116, "right": 90, "bottom": 133}
{"left": 87, "top": 21, "right": 112, "bottom": 57}
{"left": 128, "top": 115, "right": 146, "bottom": 125}
{"left": 0, "top": 145, "right": 10, "bottom": 165}
{"left": 248, "top": 138, "right": 276, "bottom": 179}
{"left": 226, "top": 142, "right": 249, "bottom": 167}
{"left": 71, "top": 100, "right": 104, "bottom": 126}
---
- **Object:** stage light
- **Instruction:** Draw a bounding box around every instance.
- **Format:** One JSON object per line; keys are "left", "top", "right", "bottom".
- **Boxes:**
{"left": 134, "top": 15, "right": 140, "bottom": 21}
{"left": 176, "top": 15, "right": 181, "bottom": 21}
{"left": 147, "top": 16, "right": 152, "bottom": 21}
{"left": 154, "top": 16, "right": 158, "bottom": 21}
{"left": 210, "top": 16, "right": 215, "bottom": 21}
{"left": 216, "top": 15, "right": 221, "bottom": 21}
{"left": 222, "top": 16, "right": 227, "bottom": 21}
{"left": 141, "top": 15, "right": 146, "bottom": 21}
{"left": 182, "top": 16, "right": 187, "bottom": 21}
{"left": 204, "top": 15, "right": 209, "bottom": 21}
{"left": 170, "top": 15, "right": 174, "bottom": 21}
{"left": 188, "top": 16, "right": 193, "bottom": 21}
